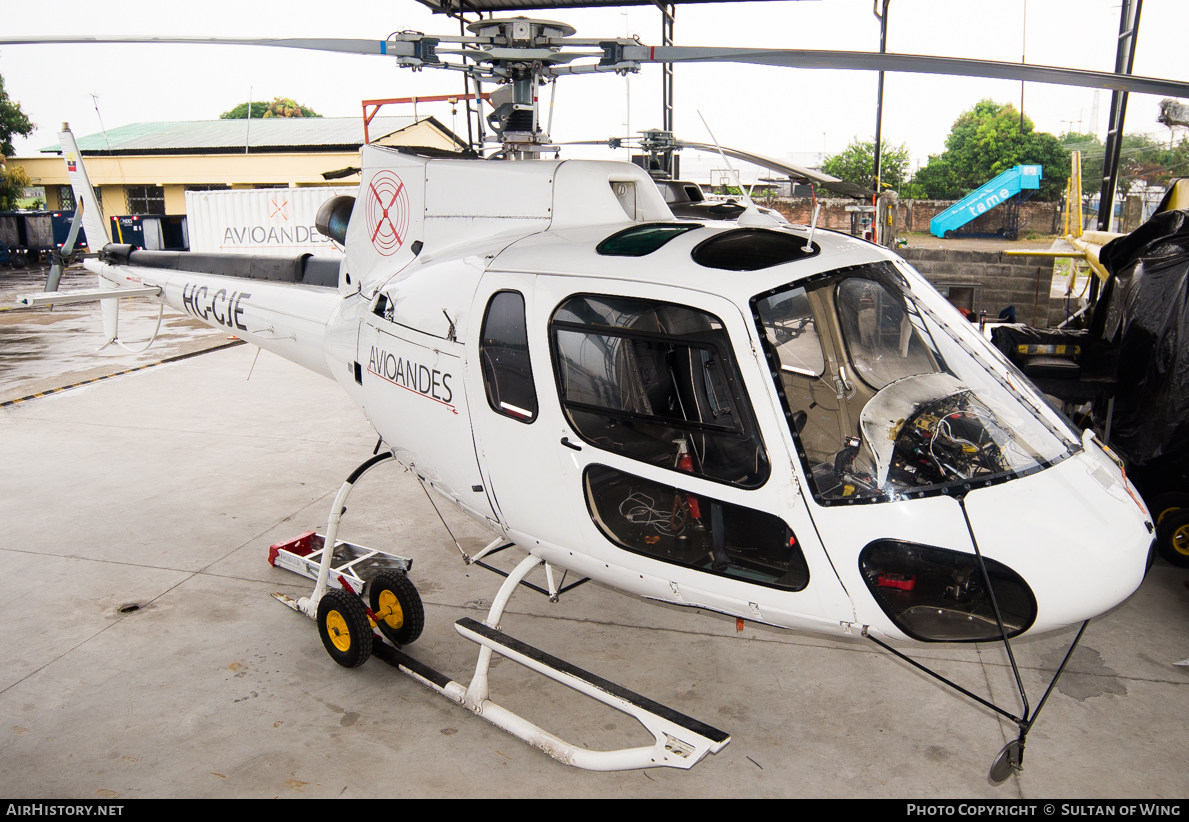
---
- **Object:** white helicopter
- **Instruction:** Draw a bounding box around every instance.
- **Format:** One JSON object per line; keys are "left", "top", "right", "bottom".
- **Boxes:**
{"left": 12, "top": 16, "right": 1188, "bottom": 781}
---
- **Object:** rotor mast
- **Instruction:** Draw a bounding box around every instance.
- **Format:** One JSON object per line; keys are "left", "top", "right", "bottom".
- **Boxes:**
{"left": 467, "top": 18, "right": 572, "bottom": 158}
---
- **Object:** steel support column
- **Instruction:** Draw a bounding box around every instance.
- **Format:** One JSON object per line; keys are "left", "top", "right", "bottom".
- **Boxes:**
{"left": 661, "top": 3, "right": 676, "bottom": 176}
{"left": 1097, "top": 0, "right": 1143, "bottom": 233}
{"left": 872, "top": 0, "right": 890, "bottom": 243}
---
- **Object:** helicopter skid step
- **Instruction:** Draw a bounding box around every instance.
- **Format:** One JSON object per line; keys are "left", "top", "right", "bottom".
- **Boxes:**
{"left": 369, "top": 616, "right": 729, "bottom": 771}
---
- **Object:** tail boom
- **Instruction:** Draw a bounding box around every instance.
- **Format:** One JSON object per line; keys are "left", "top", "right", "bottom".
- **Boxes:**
{"left": 84, "top": 256, "right": 345, "bottom": 379}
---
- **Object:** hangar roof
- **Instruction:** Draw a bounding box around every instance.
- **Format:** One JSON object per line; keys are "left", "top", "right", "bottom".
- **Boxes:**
{"left": 40, "top": 116, "right": 462, "bottom": 156}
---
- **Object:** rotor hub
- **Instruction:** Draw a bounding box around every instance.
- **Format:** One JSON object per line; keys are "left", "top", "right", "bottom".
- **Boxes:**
{"left": 466, "top": 17, "right": 577, "bottom": 45}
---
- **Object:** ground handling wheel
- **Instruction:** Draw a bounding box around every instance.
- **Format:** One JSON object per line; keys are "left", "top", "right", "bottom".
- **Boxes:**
{"left": 368, "top": 570, "right": 424, "bottom": 647}
{"left": 317, "top": 588, "right": 373, "bottom": 668}
{"left": 1156, "top": 508, "right": 1189, "bottom": 568}
{"left": 1148, "top": 492, "right": 1189, "bottom": 530}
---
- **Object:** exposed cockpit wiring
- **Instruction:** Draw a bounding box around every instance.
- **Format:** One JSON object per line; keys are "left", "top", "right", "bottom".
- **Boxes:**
{"left": 619, "top": 490, "right": 687, "bottom": 535}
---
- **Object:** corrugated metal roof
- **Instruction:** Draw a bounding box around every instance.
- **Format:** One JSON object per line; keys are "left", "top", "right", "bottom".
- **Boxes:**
{"left": 40, "top": 116, "right": 424, "bottom": 154}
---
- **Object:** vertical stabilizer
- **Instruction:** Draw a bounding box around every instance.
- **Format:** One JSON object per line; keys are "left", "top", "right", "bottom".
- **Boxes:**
{"left": 58, "top": 125, "right": 111, "bottom": 248}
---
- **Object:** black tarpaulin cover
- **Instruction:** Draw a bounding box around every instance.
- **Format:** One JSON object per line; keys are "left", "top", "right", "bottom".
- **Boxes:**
{"left": 1094, "top": 208, "right": 1189, "bottom": 481}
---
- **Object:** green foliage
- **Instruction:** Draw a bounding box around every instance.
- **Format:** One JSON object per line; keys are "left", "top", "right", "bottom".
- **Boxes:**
{"left": 822, "top": 138, "right": 912, "bottom": 192}
{"left": 220, "top": 101, "right": 270, "bottom": 119}
{"left": 1113, "top": 133, "right": 1189, "bottom": 195}
{"left": 1059, "top": 132, "right": 1104, "bottom": 196}
{"left": 264, "top": 97, "right": 319, "bottom": 118}
{"left": 721, "top": 185, "right": 777, "bottom": 198}
{"left": 1059, "top": 130, "right": 1189, "bottom": 198}
{"left": 0, "top": 164, "right": 31, "bottom": 211}
{"left": 220, "top": 98, "right": 320, "bottom": 119}
{"left": 911, "top": 100, "right": 1069, "bottom": 201}
{"left": 1, "top": 73, "right": 34, "bottom": 158}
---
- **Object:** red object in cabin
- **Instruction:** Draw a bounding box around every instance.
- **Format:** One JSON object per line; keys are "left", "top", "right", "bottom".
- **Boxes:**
{"left": 877, "top": 572, "right": 916, "bottom": 591}
{"left": 676, "top": 449, "right": 702, "bottom": 519}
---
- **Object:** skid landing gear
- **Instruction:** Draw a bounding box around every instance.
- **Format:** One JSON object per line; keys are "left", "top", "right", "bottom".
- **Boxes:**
{"left": 270, "top": 451, "right": 730, "bottom": 772}
{"left": 378, "top": 554, "right": 730, "bottom": 771}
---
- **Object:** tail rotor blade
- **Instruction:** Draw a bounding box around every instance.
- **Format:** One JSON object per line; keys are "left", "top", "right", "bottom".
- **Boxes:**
{"left": 44, "top": 203, "right": 85, "bottom": 295}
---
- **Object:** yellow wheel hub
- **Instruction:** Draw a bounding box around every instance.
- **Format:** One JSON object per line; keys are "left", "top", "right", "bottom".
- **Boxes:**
{"left": 376, "top": 590, "right": 404, "bottom": 630}
{"left": 1173, "top": 524, "right": 1189, "bottom": 558}
{"left": 325, "top": 609, "right": 352, "bottom": 652}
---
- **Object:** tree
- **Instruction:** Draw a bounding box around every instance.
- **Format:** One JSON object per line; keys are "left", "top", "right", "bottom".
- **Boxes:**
{"left": 1059, "top": 132, "right": 1104, "bottom": 199}
{"left": 1114, "top": 133, "right": 1189, "bottom": 196}
{"left": 0, "top": 164, "right": 30, "bottom": 211}
{"left": 1057, "top": 131, "right": 1189, "bottom": 203}
{"left": 911, "top": 99, "right": 1070, "bottom": 201}
{"left": 823, "top": 138, "right": 912, "bottom": 192}
{"left": 220, "top": 101, "right": 270, "bottom": 119}
{"left": 263, "top": 97, "right": 319, "bottom": 118}
{"left": 1, "top": 73, "right": 34, "bottom": 210}
{"left": 1, "top": 74, "right": 34, "bottom": 158}
{"left": 219, "top": 97, "right": 320, "bottom": 119}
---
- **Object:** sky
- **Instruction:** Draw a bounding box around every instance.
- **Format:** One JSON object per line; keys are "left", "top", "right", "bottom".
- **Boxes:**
{"left": 3, "top": 0, "right": 1187, "bottom": 182}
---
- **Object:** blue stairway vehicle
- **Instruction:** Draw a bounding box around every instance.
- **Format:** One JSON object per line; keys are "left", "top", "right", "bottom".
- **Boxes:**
{"left": 930, "top": 165, "right": 1042, "bottom": 239}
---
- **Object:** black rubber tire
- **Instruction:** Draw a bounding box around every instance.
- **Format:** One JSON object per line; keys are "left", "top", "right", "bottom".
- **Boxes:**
{"left": 944, "top": 230, "right": 955, "bottom": 239}
{"left": 368, "top": 570, "right": 424, "bottom": 646}
{"left": 317, "top": 588, "right": 373, "bottom": 668}
{"left": 1156, "top": 508, "right": 1189, "bottom": 568}
{"left": 11, "top": 251, "right": 26, "bottom": 270}
{"left": 1147, "top": 492, "right": 1189, "bottom": 529}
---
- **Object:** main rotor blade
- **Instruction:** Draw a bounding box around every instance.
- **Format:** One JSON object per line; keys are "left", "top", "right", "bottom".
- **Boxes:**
{"left": 626, "top": 46, "right": 1189, "bottom": 98}
{"left": 676, "top": 141, "right": 839, "bottom": 186}
{"left": 677, "top": 141, "right": 872, "bottom": 197}
{"left": 0, "top": 35, "right": 412, "bottom": 57}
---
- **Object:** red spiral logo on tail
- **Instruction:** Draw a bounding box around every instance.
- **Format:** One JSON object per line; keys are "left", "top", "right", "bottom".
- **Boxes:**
{"left": 365, "top": 171, "right": 409, "bottom": 256}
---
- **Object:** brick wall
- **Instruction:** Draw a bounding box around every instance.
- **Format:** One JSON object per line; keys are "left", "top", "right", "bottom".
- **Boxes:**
{"left": 767, "top": 197, "right": 857, "bottom": 231}
{"left": 901, "top": 200, "right": 1060, "bottom": 235}
{"left": 897, "top": 247, "right": 1063, "bottom": 328}
{"left": 766, "top": 197, "right": 1060, "bottom": 236}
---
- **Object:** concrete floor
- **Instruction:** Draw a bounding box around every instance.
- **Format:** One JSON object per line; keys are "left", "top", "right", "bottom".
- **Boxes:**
{"left": 2, "top": 343, "right": 1187, "bottom": 799}
{"left": 0, "top": 266, "right": 230, "bottom": 404}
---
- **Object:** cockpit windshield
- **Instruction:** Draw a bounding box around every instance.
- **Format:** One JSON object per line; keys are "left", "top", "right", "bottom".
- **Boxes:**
{"left": 752, "top": 262, "right": 1080, "bottom": 503}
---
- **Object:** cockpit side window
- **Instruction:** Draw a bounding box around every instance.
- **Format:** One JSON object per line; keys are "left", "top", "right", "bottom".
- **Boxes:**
{"left": 835, "top": 278, "right": 934, "bottom": 390}
{"left": 755, "top": 287, "right": 825, "bottom": 377}
{"left": 551, "top": 294, "right": 770, "bottom": 488}
{"left": 480, "top": 291, "right": 538, "bottom": 423}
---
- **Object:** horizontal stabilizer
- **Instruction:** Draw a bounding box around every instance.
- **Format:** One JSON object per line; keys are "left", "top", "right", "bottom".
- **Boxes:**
{"left": 18, "top": 286, "right": 162, "bottom": 307}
